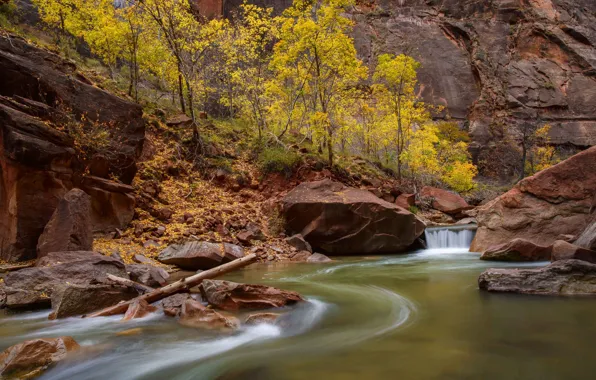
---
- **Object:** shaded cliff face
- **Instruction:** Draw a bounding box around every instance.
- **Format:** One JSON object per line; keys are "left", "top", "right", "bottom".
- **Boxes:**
{"left": 351, "top": 0, "right": 596, "bottom": 159}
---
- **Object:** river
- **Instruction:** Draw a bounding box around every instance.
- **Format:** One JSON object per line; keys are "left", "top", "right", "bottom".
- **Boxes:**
{"left": 2, "top": 227, "right": 596, "bottom": 379}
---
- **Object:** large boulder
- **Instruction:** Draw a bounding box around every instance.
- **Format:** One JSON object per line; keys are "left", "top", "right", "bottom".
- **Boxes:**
{"left": 575, "top": 217, "right": 596, "bottom": 251}
{"left": 200, "top": 280, "right": 304, "bottom": 311}
{"left": 157, "top": 241, "right": 244, "bottom": 270}
{"left": 178, "top": 299, "right": 239, "bottom": 331}
{"left": 281, "top": 179, "right": 425, "bottom": 255}
{"left": 0, "top": 337, "right": 79, "bottom": 379}
{"left": 50, "top": 284, "right": 137, "bottom": 319}
{"left": 420, "top": 186, "right": 470, "bottom": 215}
{"left": 0, "top": 34, "right": 144, "bottom": 262}
{"left": 480, "top": 239, "right": 552, "bottom": 262}
{"left": 2, "top": 251, "right": 127, "bottom": 309}
{"left": 478, "top": 260, "right": 596, "bottom": 296}
{"left": 550, "top": 240, "right": 596, "bottom": 264}
{"left": 471, "top": 147, "right": 596, "bottom": 252}
{"left": 37, "top": 189, "right": 93, "bottom": 258}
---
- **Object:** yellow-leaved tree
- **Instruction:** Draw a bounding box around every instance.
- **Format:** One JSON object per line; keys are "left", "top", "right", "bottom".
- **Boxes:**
{"left": 268, "top": 0, "right": 367, "bottom": 165}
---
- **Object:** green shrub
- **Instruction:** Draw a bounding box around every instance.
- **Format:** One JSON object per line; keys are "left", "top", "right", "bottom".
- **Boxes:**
{"left": 258, "top": 147, "right": 301, "bottom": 177}
{"left": 408, "top": 205, "right": 419, "bottom": 214}
{"left": 0, "top": 0, "right": 16, "bottom": 27}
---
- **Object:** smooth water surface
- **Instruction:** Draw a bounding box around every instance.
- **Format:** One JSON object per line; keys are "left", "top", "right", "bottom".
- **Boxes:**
{"left": 2, "top": 248, "right": 596, "bottom": 380}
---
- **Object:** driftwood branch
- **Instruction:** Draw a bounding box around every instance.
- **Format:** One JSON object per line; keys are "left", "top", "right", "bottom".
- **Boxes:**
{"left": 106, "top": 274, "right": 154, "bottom": 294}
{"left": 86, "top": 254, "right": 258, "bottom": 318}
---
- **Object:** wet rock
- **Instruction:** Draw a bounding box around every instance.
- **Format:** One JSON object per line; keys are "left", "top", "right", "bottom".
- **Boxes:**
{"left": 551, "top": 240, "right": 596, "bottom": 264}
{"left": 480, "top": 239, "right": 552, "bottom": 262}
{"left": 287, "top": 251, "right": 312, "bottom": 262}
{"left": 178, "top": 299, "right": 238, "bottom": 331}
{"left": 37, "top": 189, "right": 93, "bottom": 258}
{"left": 157, "top": 241, "right": 244, "bottom": 270}
{"left": 0, "top": 337, "right": 79, "bottom": 379}
{"left": 200, "top": 280, "right": 304, "bottom": 311}
{"left": 395, "top": 193, "right": 415, "bottom": 210}
{"left": 282, "top": 179, "right": 424, "bottom": 255}
{"left": 478, "top": 260, "right": 596, "bottom": 296}
{"left": 244, "top": 313, "right": 280, "bottom": 325}
{"left": 50, "top": 284, "right": 137, "bottom": 319}
{"left": 472, "top": 147, "right": 596, "bottom": 252}
{"left": 3, "top": 251, "right": 127, "bottom": 309}
{"left": 122, "top": 299, "right": 157, "bottom": 321}
{"left": 455, "top": 217, "right": 477, "bottom": 225}
{"left": 158, "top": 293, "right": 197, "bottom": 317}
{"left": 307, "top": 253, "right": 332, "bottom": 263}
{"left": 285, "top": 234, "right": 312, "bottom": 253}
{"left": 126, "top": 264, "right": 169, "bottom": 287}
{"left": 420, "top": 187, "right": 470, "bottom": 215}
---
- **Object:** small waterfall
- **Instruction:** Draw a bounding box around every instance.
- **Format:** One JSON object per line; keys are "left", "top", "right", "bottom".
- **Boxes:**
{"left": 424, "top": 225, "right": 476, "bottom": 250}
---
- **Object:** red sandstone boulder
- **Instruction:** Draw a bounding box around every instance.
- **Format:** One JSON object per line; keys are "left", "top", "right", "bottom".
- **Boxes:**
{"left": 158, "top": 293, "right": 197, "bottom": 317}
{"left": 50, "top": 284, "right": 137, "bottom": 319}
{"left": 471, "top": 147, "right": 596, "bottom": 252}
{"left": 37, "top": 189, "right": 93, "bottom": 258}
{"left": 157, "top": 241, "right": 244, "bottom": 270}
{"left": 478, "top": 260, "right": 596, "bottom": 295}
{"left": 420, "top": 186, "right": 470, "bottom": 215}
{"left": 3, "top": 251, "right": 127, "bottom": 309}
{"left": 550, "top": 240, "right": 596, "bottom": 264}
{"left": 200, "top": 280, "right": 304, "bottom": 311}
{"left": 282, "top": 180, "right": 425, "bottom": 255}
{"left": 395, "top": 193, "right": 415, "bottom": 210}
{"left": 122, "top": 299, "right": 158, "bottom": 321}
{"left": 480, "top": 239, "right": 552, "bottom": 262}
{"left": 575, "top": 217, "right": 596, "bottom": 251}
{"left": 178, "top": 299, "right": 239, "bottom": 331}
{"left": 0, "top": 337, "right": 79, "bottom": 378}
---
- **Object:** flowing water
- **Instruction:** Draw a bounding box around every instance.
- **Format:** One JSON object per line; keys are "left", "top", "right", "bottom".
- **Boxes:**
{"left": 3, "top": 227, "right": 596, "bottom": 379}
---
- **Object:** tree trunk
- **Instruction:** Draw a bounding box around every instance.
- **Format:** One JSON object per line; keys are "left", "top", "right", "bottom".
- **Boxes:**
{"left": 519, "top": 142, "right": 527, "bottom": 182}
{"left": 86, "top": 254, "right": 258, "bottom": 318}
{"left": 178, "top": 72, "right": 186, "bottom": 114}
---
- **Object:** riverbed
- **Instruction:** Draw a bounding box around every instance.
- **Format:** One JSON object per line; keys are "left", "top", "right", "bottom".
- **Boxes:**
{"left": 2, "top": 247, "right": 596, "bottom": 379}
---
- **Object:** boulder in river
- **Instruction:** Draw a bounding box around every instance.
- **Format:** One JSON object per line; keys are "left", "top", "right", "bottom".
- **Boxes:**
{"left": 157, "top": 241, "right": 244, "bottom": 270}
{"left": 200, "top": 280, "right": 304, "bottom": 311}
{"left": 471, "top": 146, "right": 596, "bottom": 253}
{"left": 37, "top": 189, "right": 93, "bottom": 258}
{"left": 122, "top": 299, "right": 158, "bottom": 321}
{"left": 178, "top": 299, "right": 239, "bottom": 331}
{"left": 478, "top": 259, "right": 596, "bottom": 295}
{"left": 550, "top": 240, "right": 596, "bottom": 264}
{"left": 307, "top": 253, "right": 333, "bottom": 263}
{"left": 50, "top": 284, "right": 138, "bottom": 319}
{"left": 480, "top": 239, "right": 552, "bottom": 262}
{"left": 0, "top": 336, "right": 79, "bottom": 379}
{"left": 158, "top": 293, "right": 197, "bottom": 317}
{"left": 282, "top": 179, "right": 425, "bottom": 255}
{"left": 2, "top": 251, "right": 127, "bottom": 309}
{"left": 420, "top": 186, "right": 471, "bottom": 215}
{"left": 244, "top": 313, "right": 280, "bottom": 325}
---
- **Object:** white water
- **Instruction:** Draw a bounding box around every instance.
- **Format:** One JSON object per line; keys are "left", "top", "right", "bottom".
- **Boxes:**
{"left": 424, "top": 225, "right": 476, "bottom": 250}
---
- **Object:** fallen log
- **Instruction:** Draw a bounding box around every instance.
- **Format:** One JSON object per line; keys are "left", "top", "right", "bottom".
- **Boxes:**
{"left": 86, "top": 253, "right": 258, "bottom": 318}
{"left": 106, "top": 274, "right": 154, "bottom": 294}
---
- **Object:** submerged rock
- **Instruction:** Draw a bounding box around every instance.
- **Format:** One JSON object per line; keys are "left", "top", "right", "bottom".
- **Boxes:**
{"left": 550, "top": 240, "right": 596, "bottom": 264}
{"left": 480, "top": 239, "right": 552, "bottom": 262}
{"left": 307, "top": 253, "right": 332, "bottom": 263}
{"left": 37, "top": 189, "right": 93, "bottom": 258}
{"left": 478, "top": 260, "right": 596, "bottom": 295}
{"left": 0, "top": 336, "right": 79, "bottom": 379}
{"left": 178, "top": 299, "right": 239, "bottom": 331}
{"left": 200, "top": 280, "right": 304, "bottom": 311}
{"left": 157, "top": 241, "right": 243, "bottom": 270}
{"left": 282, "top": 179, "right": 424, "bottom": 255}
{"left": 244, "top": 313, "right": 280, "bottom": 325}
{"left": 50, "top": 284, "right": 137, "bottom": 319}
